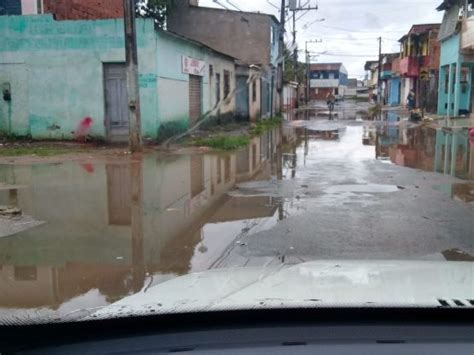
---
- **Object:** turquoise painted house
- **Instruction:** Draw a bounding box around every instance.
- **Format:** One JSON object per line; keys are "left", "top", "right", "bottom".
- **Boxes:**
{"left": 437, "top": 0, "right": 474, "bottom": 117}
{"left": 0, "top": 15, "right": 236, "bottom": 141}
{"left": 380, "top": 53, "right": 401, "bottom": 106}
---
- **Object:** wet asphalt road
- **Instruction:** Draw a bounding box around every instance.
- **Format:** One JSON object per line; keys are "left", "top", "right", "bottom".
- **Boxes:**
{"left": 218, "top": 119, "right": 474, "bottom": 268}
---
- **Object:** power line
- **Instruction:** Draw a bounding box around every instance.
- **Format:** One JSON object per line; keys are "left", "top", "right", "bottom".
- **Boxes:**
{"left": 317, "top": 23, "right": 407, "bottom": 33}
{"left": 316, "top": 52, "right": 378, "bottom": 57}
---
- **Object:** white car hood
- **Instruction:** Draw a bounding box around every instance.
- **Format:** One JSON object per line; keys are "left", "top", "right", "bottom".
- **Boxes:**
{"left": 91, "top": 261, "right": 474, "bottom": 319}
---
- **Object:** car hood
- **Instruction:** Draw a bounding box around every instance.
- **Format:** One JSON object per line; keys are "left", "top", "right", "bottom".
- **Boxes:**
{"left": 90, "top": 260, "right": 474, "bottom": 320}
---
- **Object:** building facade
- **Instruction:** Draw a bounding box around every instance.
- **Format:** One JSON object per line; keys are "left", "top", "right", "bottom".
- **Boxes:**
{"left": 398, "top": 24, "right": 441, "bottom": 113}
{"left": 380, "top": 53, "right": 401, "bottom": 106}
{"left": 364, "top": 60, "right": 378, "bottom": 100}
{"left": 0, "top": 15, "right": 236, "bottom": 141}
{"left": 167, "top": 0, "right": 280, "bottom": 119}
{"left": 0, "top": 0, "right": 122, "bottom": 18}
{"left": 308, "top": 63, "right": 348, "bottom": 100}
{"left": 437, "top": 0, "right": 474, "bottom": 117}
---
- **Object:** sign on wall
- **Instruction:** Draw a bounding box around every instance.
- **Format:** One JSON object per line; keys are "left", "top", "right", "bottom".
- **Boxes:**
{"left": 182, "top": 56, "right": 206, "bottom": 76}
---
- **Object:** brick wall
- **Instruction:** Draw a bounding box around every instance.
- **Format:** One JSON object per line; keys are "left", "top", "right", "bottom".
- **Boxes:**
{"left": 44, "top": 0, "right": 123, "bottom": 20}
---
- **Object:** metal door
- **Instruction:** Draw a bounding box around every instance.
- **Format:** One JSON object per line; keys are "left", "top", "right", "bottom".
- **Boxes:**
{"left": 104, "top": 64, "right": 128, "bottom": 141}
{"left": 236, "top": 75, "right": 249, "bottom": 120}
{"left": 189, "top": 75, "right": 202, "bottom": 127}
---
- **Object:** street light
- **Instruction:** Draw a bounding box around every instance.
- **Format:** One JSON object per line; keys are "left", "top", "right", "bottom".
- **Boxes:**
{"left": 303, "top": 18, "right": 325, "bottom": 30}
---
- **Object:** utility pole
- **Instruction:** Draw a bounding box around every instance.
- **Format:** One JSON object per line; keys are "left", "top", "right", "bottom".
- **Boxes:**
{"left": 293, "top": 10, "right": 297, "bottom": 83}
{"left": 289, "top": 0, "right": 319, "bottom": 108}
{"left": 306, "top": 42, "right": 309, "bottom": 104}
{"left": 278, "top": 0, "right": 286, "bottom": 113}
{"left": 123, "top": 0, "right": 142, "bottom": 153}
{"left": 305, "top": 39, "right": 322, "bottom": 105}
{"left": 377, "top": 36, "right": 382, "bottom": 107}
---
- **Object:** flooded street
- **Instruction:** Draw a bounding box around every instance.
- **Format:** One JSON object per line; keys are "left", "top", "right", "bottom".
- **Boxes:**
{"left": 0, "top": 101, "right": 473, "bottom": 322}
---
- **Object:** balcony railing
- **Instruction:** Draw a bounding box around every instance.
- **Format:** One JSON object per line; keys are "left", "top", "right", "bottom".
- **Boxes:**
{"left": 399, "top": 57, "right": 420, "bottom": 77}
{"left": 461, "top": 17, "right": 474, "bottom": 51}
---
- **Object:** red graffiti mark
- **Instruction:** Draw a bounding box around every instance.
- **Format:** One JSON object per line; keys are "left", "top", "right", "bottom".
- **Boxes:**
{"left": 75, "top": 117, "right": 93, "bottom": 141}
{"left": 80, "top": 163, "right": 95, "bottom": 174}
{"left": 469, "top": 128, "right": 474, "bottom": 147}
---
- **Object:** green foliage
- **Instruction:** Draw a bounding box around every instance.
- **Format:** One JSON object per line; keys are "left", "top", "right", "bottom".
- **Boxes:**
{"left": 136, "top": 0, "right": 175, "bottom": 29}
{"left": 250, "top": 116, "right": 283, "bottom": 136}
{"left": 192, "top": 135, "right": 250, "bottom": 150}
{"left": 283, "top": 47, "right": 306, "bottom": 84}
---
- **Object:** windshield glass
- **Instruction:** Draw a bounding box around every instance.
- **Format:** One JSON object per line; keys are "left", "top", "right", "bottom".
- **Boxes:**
{"left": 0, "top": 0, "right": 473, "bottom": 325}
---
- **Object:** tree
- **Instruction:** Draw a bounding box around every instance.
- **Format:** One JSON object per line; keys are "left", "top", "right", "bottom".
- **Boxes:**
{"left": 283, "top": 47, "right": 306, "bottom": 84}
{"left": 136, "top": 0, "right": 175, "bottom": 29}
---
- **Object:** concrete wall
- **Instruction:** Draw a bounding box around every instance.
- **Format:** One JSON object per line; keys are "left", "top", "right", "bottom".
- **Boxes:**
{"left": 440, "top": 33, "right": 460, "bottom": 67}
{"left": 269, "top": 21, "right": 280, "bottom": 67}
{"left": 168, "top": 5, "right": 279, "bottom": 119}
{"left": 168, "top": 6, "right": 273, "bottom": 66}
{"left": 155, "top": 32, "right": 235, "bottom": 137}
{"left": 0, "top": 15, "right": 155, "bottom": 139}
{"left": 0, "top": 15, "right": 235, "bottom": 140}
{"left": 249, "top": 70, "right": 261, "bottom": 122}
{"left": 437, "top": 33, "right": 472, "bottom": 116}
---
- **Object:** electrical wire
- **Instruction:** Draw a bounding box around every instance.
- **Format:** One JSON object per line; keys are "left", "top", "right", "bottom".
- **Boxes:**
{"left": 316, "top": 52, "right": 379, "bottom": 57}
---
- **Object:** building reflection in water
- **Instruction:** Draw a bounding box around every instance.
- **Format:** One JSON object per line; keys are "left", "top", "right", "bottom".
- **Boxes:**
{"left": 0, "top": 127, "right": 284, "bottom": 319}
{"left": 376, "top": 124, "right": 473, "bottom": 180}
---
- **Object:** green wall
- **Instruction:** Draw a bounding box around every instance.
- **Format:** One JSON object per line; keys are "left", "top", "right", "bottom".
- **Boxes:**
{"left": 437, "top": 33, "right": 472, "bottom": 116}
{"left": 0, "top": 15, "right": 233, "bottom": 140}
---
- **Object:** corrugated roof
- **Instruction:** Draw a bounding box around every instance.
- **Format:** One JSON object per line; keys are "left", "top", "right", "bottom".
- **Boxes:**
{"left": 310, "top": 63, "right": 343, "bottom": 71}
{"left": 399, "top": 23, "right": 441, "bottom": 42}
{"left": 364, "top": 60, "right": 378, "bottom": 71}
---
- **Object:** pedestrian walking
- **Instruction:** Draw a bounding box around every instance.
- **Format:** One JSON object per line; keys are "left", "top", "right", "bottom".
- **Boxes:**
{"left": 326, "top": 91, "right": 336, "bottom": 111}
{"left": 406, "top": 90, "right": 416, "bottom": 111}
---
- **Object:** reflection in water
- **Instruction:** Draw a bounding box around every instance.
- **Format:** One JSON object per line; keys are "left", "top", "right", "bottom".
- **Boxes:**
{"left": 376, "top": 123, "right": 473, "bottom": 180}
{"left": 0, "top": 117, "right": 472, "bottom": 321}
{"left": 0, "top": 127, "right": 283, "bottom": 320}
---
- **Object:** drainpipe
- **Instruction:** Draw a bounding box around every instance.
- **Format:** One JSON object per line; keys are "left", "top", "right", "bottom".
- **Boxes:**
{"left": 447, "top": 63, "right": 453, "bottom": 119}
{"left": 454, "top": 57, "right": 462, "bottom": 116}
{"left": 450, "top": 129, "right": 459, "bottom": 176}
{"left": 434, "top": 128, "right": 443, "bottom": 172}
{"left": 444, "top": 130, "right": 451, "bottom": 174}
{"left": 270, "top": 73, "right": 274, "bottom": 119}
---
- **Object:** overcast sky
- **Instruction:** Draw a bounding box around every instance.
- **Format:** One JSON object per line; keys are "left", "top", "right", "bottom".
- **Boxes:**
{"left": 198, "top": 0, "right": 443, "bottom": 78}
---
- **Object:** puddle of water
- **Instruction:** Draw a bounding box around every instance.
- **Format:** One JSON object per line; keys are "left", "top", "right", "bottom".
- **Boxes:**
{"left": 0, "top": 103, "right": 471, "bottom": 323}
{"left": 376, "top": 122, "right": 474, "bottom": 180}
{"left": 0, "top": 127, "right": 292, "bottom": 320}
{"left": 325, "top": 184, "right": 401, "bottom": 194}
